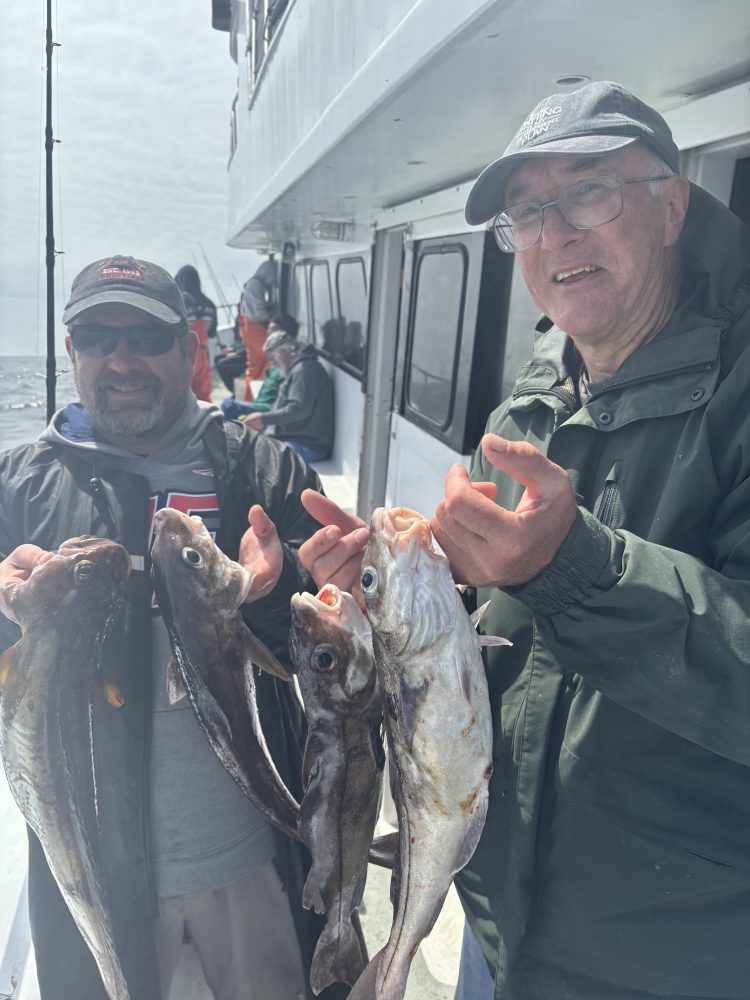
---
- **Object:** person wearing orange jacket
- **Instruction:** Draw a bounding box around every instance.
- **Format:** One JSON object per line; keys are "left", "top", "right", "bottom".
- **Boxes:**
{"left": 175, "top": 266, "right": 217, "bottom": 403}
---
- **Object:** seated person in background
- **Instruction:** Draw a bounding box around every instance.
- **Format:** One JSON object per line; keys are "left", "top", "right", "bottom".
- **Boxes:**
{"left": 242, "top": 324, "right": 334, "bottom": 464}
{"left": 220, "top": 314, "right": 296, "bottom": 419}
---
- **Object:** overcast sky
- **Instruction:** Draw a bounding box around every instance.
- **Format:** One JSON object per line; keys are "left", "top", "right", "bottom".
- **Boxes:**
{"left": 1, "top": 1, "right": 261, "bottom": 357}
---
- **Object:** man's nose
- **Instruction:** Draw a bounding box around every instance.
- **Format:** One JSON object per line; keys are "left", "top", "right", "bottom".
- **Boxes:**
{"left": 104, "top": 336, "right": 143, "bottom": 372}
{"left": 539, "top": 203, "right": 586, "bottom": 252}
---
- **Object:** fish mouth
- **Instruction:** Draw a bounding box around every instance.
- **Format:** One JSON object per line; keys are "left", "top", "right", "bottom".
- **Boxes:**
{"left": 378, "top": 506, "right": 434, "bottom": 557}
{"left": 153, "top": 507, "right": 209, "bottom": 541}
{"left": 292, "top": 586, "right": 371, "bottom": 641}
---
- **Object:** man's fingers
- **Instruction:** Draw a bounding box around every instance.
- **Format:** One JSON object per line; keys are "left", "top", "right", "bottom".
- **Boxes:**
{"left": 247, "top": 504, "right": 276, "bottom": 540}
{"left": 301, "top": 489, "right": 365, "bottom": 534}
{"left": 482, "top": 434, "right": 569, "bottom": 499}
{"left": 299, "top": 526, "right": 369, "bottom": 590}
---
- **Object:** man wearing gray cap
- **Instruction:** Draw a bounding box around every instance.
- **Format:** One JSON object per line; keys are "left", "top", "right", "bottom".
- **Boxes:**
{"left": 0, "top": 256, "right": 343, "bottom": 1000}
{"left": 299, "top": 82, "right": 750, "bottom": 1000}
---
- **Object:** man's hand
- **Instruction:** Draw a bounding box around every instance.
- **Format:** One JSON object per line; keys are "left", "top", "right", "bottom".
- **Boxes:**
{"left": 239, "top": 506, "right": 283, "bottom": 601}
{"left": 431, "top": 434, "right": 577, "bottom": 588}
{"left": 299, "top": 489, "right": 370, "bottom": 599}
{"left": 241, "top": 412, "right": 264, "bottom": 431}
{"left": 0, "top": 545, "right": 55, "bottom": 624}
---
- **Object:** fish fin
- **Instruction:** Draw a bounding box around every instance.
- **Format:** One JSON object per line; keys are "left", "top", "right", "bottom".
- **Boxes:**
{"left": 102, "top": 681, "right": 125, "bottom": 708}
{"left": 368, "top": 831, "right": 397, "bottom": 869}
{"left": 302, "top": 871, "right": 326, "bottom": 914}
{"left": 347, "top": 949, "right": 382, "bottom": 1000}
{"left": 480, "top": 635, "right": 513, "bottom": 648}
{"left": 0, "top": 642, "right": 20, "bottom": 687}
{"left": 470, "top": 600, "right": 492, "bottom": 628}
{"left": 310, "top": 915, "right": 367, "bottom": 994}
{"left": 220, "top": 614, "right": 292, "bottom": 681}
{"left": 166, "top": 656, "right": 188, "bottom": 704}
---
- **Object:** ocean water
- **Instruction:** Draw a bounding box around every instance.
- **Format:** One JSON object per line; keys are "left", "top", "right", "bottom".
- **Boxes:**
{"left": 0, "top": 356, "right": 76, "bottom": 452}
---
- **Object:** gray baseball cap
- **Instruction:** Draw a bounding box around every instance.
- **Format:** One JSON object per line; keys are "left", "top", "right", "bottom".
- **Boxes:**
{"left": 63, "top": 255, "right": 188, "bottom": 325}
{"left": 465, "top": 81, "right": 680, "bottom": 225}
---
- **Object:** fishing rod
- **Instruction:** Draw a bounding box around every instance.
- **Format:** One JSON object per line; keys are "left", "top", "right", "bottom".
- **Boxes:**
{"left": 44, "top": 0, "right": 60, "bottom": 422}
{"left": 197, "top": 242, "right": 233, "bottom": 323}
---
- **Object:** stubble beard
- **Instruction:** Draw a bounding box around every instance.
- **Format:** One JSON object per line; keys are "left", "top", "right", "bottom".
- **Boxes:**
{"left": 75, "top": 370, "right": 168, "bottom": 443}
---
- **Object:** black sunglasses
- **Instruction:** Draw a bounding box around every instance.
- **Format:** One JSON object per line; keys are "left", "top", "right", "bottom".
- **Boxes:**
{"left": 70, "top": 323, "right": 181, "bottom": 357}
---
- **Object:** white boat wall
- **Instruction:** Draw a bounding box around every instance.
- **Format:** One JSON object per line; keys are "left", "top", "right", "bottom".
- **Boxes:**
{"left": 212, "top": 0, "right": 750, "bottom": 517}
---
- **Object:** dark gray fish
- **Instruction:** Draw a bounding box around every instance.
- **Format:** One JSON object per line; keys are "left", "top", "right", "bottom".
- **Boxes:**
{"left": 350, "top": 507, "right": 508, "bottom": 1000}
{"left": 150, "top": 507, "right": 301, "bottom": 840}
{"left": 0, "top": 536, "right": 131, "bottom": 1000}
{"left": 290, "top": 584, "right": 384, "bottom": 995}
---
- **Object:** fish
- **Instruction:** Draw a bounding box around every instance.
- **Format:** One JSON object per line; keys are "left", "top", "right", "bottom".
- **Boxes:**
{"left": 290, "top": 583, "right": 384, "bottom": 995}
{"left": 0, "top": 535, "right": 132, "bottom": 1000}
{"left": 350, "top": 507, "right": 510, "bottom": 1000}
{"left": 149, "top": 507, "right": 301, "bottom": 841}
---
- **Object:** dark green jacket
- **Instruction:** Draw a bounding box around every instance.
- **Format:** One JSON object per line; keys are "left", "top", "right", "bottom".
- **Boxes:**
{"left": 457, "top": 187, "right": 750, "bottom": 1000}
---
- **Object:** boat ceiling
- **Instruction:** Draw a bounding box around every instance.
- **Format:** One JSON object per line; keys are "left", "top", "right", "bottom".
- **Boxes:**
{"left": 228, "top": 0, "right": 750, "bottom": 250}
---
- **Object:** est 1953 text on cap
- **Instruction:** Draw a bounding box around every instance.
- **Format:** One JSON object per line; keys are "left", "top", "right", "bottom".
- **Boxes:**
{"left": 62, "top": 256, "right": 189, "bottom": 326}
{"left": 464, "top": 80, "right": 680, "bottom": 226}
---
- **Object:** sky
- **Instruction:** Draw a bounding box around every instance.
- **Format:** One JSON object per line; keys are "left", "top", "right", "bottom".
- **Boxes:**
{"left": 0, "top": 0, "right": 262, "bottom": 357}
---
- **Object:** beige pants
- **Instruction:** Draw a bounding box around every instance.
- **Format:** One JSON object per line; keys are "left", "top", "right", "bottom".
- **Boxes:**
{"left": 155, "top": 861, "right": 307, "bottom": 1000}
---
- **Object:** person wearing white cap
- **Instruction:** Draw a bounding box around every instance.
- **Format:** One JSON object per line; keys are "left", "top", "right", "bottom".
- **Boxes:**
{"left": 298, "top": 81, "right": 750, "bottom": 1000}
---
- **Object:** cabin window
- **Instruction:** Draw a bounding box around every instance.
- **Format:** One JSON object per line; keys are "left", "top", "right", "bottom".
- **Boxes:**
{"left": 335, "top": 257, "right": 368, "bottom": 375}
{"left": 292, "top": 263, "right": 311, "bottom": 344}
{"left": 404, "top": 246, "right": 467, "bottom": 429}
{"left": 310, "top": 262, "right": 335, "bottom": 350}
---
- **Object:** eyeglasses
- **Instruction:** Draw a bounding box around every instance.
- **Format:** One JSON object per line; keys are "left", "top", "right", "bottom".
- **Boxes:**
{"left": 492, "top": 174, "right": 672, "bottom": 253}
{"left": 70, "top": 323, "right": 181, "bottom": 357}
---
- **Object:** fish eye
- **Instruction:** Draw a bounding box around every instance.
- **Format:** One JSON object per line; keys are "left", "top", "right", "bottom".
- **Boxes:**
{"left": 361, "top": 566, "right": 378, "bottom": 596}
{"left": 311, "top": 644, "right": 338, "bottom": 672}
{"left": 74, "top": 560, "right": 95, "bottom": 584}
{"left": 181, "top": 547, "right": 202, "bottom": 567}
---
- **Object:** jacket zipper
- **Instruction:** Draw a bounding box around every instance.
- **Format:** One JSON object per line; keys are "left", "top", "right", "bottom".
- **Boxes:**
{"left": 595, "top": 462, "right": 622, "bottom": 527}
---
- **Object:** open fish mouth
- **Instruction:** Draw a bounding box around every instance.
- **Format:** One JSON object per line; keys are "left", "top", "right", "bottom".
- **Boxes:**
{"left": 293, "top": 585, "right": 371, "bottom": 643}
{"left": 153, "top": 507, "right": 210, "bottom": 539}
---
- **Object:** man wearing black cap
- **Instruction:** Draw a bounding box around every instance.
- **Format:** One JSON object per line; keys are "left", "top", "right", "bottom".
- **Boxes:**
{"left": 0, "top": 256, "right": 342, "bottom": 1000}
{"left": 299, "top": 82, "right": 750, "bottom": 1000}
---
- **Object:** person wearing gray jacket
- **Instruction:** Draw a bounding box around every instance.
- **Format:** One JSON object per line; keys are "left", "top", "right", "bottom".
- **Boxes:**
{"left": 243, "top": 328, "right": 335, "bottom": 463}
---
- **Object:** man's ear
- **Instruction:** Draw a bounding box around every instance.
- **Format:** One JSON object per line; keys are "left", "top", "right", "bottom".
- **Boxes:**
{"left": 185, "top": 329, "right": 199, "bottom": 365}
{"left": 664, "top": 176, "right": 690, "bottom": 247}
{"left": 65, "top": 334, "right": 75, "bottom": 363}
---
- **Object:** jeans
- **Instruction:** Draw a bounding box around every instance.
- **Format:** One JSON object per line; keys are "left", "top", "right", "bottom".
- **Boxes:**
{"left": 280, "top": 439, "right": 329, "bottom": 464}
{"left": 220, "top": 398, "right": 265, "bottom": 420}
{"left": 454, "top": 920, "right": 494, "bottom": 1000}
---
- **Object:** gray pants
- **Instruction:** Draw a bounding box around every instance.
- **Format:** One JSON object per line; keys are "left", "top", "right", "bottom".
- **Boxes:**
{"left": 155, "top": 861, "right": 307, "bottom": 1000}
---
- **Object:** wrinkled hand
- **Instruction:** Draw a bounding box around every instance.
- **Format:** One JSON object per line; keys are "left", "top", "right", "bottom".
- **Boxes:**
{"left": 0, "top": 545, "right": 55, "bottom": 624}
{"left": 430, "top": 434, "right": 577, "bottom": 588}
{"left": 299, "top": 489, "right": 370, "bottom": 601}
{"left": 239, "top": 506, "right": 283, "bottom": 602}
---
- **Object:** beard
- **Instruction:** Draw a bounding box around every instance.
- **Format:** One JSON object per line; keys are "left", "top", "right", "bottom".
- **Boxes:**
{"left": 75, "top": 369, "right": 168, "bottom": 442}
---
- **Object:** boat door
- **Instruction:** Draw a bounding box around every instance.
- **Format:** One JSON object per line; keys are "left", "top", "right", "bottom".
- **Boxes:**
{"left": 373, "top": 226, "right": 514, "bottom": 518}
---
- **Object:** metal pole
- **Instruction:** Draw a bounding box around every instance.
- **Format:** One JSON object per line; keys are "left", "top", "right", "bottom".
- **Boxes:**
{"left": 45, "top": 0, "right": 57, "bottom": 422}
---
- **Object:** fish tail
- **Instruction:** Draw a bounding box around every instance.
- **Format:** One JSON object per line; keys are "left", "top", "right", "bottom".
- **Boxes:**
{"left": 310, "top": 915, "right": 366, "bottom": 995}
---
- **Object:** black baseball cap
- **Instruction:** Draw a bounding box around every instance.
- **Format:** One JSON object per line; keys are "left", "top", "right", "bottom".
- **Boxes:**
{"left": 63, "top": 255, "right": 188, "bottom": 326}
{"left": 465, "top": 81, "right": 680, "bottom": 225}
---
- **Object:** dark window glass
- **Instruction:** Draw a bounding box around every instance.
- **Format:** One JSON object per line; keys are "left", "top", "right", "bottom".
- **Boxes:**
{"left": 293, "top": 264, "right": 311, "bottom": 343}
{"left": 406, "top": 248, "right": 466, "bottom": 427}
{"left": 310, "top": 262, "right": 334, "bottom": 350}
{"left": 335, "top": 258, "right": 368, "bottom": 373}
